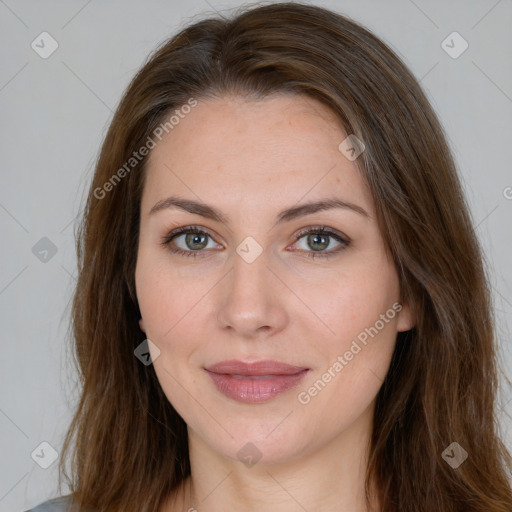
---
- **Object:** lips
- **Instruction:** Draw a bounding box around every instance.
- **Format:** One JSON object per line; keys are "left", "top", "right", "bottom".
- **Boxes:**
{"left": 204, "top": 360, "right": 309, "bottom": 403}
{"left": 206, "top": 360, "right": 308, "bottom": 376}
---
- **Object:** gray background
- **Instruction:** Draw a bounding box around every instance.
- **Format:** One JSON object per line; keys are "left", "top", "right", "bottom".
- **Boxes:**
{"left": 1, "top": 0, "right": 511, "bottom": 510}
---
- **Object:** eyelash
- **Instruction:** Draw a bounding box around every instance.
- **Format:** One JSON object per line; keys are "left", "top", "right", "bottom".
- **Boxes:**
{"left": 160, "top": 225, "right": 350, "bottom": 260}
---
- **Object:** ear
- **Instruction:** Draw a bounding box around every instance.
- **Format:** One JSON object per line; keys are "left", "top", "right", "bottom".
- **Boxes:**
{"left": 396, "top": 301, "right": 415, "bottom": 332}
{"left": 139, "top": 317, "right": 146, "bottom": 333}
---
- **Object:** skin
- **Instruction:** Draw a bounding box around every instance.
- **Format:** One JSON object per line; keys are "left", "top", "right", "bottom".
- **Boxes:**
{"left": 135, "top": 93, "right": 415, "bottom": 512}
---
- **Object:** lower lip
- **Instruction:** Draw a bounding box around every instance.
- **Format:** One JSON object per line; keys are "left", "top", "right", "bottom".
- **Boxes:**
{"left": 206, "top": 370, "right": 309, "bottom": 403}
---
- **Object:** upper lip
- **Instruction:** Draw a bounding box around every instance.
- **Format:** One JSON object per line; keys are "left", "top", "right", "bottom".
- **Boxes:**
{"left": 205, "top": 360, "right": 309, "bottom": 376}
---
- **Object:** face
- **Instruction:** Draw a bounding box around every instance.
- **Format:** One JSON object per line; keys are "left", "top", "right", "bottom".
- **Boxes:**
{"left": 135, "top": 93, "right": 414, "bottom": 466}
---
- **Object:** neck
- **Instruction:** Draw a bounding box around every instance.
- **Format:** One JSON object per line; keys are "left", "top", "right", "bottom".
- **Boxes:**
{"left": 167, "top": 403, "right": 379, "bottom": 512}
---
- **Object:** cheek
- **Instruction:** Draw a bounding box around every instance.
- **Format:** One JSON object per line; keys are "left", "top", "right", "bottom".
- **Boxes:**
{"left": 135, "top": 256, "right": 202, "bottom": 412}
{"left": 297, "top": 307, "right": 398, "bottom": 435}
{"left": 135, "top": 251, "right": 207, "bottom": 340}
{"left": 294, "top": 256, "right": 401, "bottom": 414}
{"left": 296, "top": 257, "right": 401, "bottom": 349}
{"left": 135, "top": 252, "right": 213, "bottom": 413}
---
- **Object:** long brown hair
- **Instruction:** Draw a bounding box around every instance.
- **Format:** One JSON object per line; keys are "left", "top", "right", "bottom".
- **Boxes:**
{"left": 59, "top": 3, "right": 512, "bottom": 511}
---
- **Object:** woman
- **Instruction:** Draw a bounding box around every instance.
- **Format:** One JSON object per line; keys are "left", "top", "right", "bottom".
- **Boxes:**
{"left": 26, "top": 2, "right": 512, "bottom": 511}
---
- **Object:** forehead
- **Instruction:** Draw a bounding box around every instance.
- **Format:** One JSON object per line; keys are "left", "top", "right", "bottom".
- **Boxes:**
{"left": 142, "top": 93, "right": 373, "bottom": 218}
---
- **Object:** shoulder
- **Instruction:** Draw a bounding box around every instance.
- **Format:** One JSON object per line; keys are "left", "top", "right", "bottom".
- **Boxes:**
{"left": 24, "top": 495, "right": 75, "bottom": 512}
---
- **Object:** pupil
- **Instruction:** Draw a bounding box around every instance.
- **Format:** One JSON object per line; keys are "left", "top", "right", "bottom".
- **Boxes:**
{"left": 309, "top": 234, "right": 328, "bottom": 251}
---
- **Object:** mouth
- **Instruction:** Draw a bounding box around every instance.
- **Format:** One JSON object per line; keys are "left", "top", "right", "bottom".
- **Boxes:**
{"left": 204, "top": 360, "right": 310, "bottom": 403}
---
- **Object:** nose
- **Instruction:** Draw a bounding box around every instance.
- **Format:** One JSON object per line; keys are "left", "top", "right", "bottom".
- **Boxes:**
{"left": 215, "top": 245, "right": 288, "bottom": 339}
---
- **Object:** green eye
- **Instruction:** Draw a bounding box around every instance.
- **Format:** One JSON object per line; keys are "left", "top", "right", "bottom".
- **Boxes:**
{"left": 161, "top": 226, "right": 217, "bottom": 258}
{"left": 161, "top": 225, "right": 350, "bottom": 259}
{"left": 291, "top": 226, "right": 350, "bottom": 259}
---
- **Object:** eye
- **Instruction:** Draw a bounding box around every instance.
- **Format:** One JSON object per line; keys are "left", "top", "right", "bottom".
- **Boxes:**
{"left": 160, "top": 226, "right": 221, "bottom": 259}
{"left": 290, "top": 225, "right": 350, "bottom": 259}
{"left": 160, "top": 225, "right": 350, "bottom": 260}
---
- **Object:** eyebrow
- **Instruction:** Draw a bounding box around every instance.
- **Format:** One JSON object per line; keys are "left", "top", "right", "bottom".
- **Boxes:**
{"left": 149, "top": 195, "right": 369, "bottom": 226}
